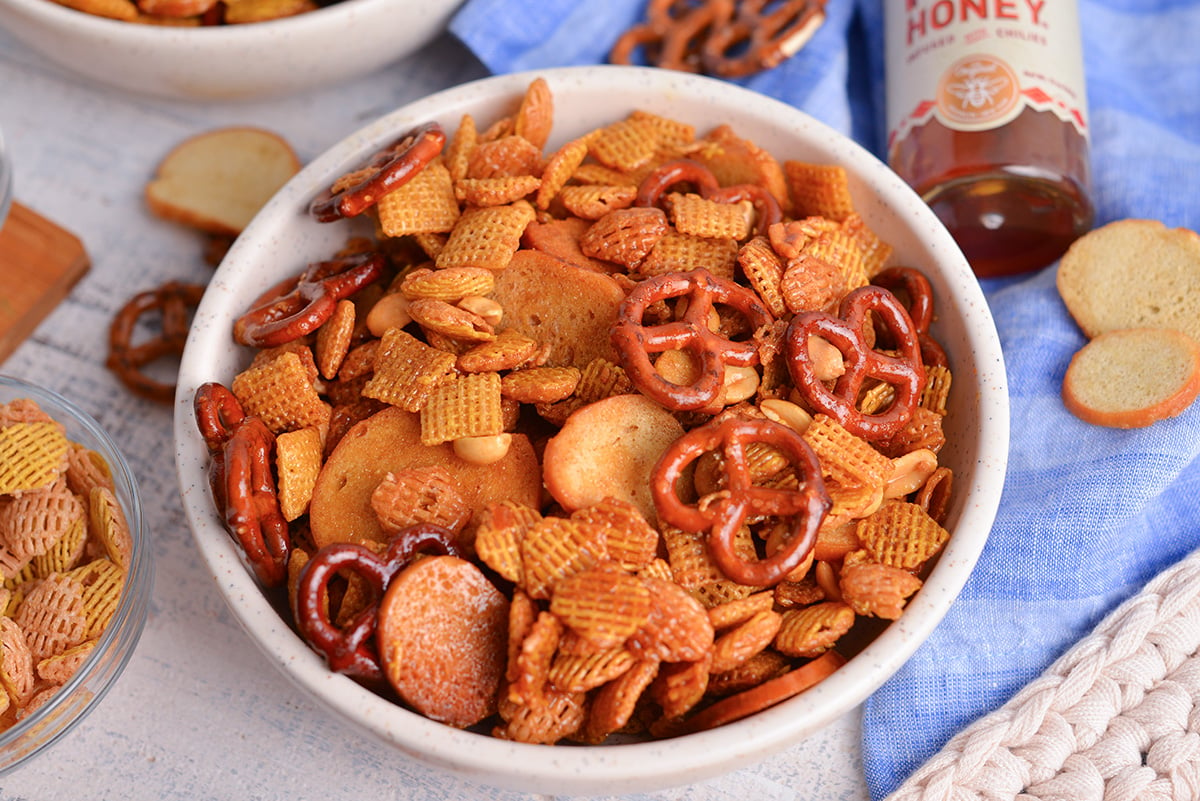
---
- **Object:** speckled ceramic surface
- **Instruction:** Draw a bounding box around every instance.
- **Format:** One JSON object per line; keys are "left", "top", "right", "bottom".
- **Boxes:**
{"left": 0, "top": 0, "right": 461, "bottom": 100}
{"left": 173, "top": 66, "right": 1009, "bottom": 796}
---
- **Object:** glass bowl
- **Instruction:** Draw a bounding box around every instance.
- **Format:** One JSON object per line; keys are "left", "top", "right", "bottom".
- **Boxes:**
{"left": 0, "top": 375, "right": 152, "bottom": 774}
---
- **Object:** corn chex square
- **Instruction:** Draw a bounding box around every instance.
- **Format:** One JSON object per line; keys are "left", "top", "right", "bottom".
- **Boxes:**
{"left": 361, "top": 328, "right": 457, "bottom": 412}
{"left": 376, "top": 158, "right": 461, "bottom": 237}
{"left": 419, "top": 372, "right": 504, "bottom": 446}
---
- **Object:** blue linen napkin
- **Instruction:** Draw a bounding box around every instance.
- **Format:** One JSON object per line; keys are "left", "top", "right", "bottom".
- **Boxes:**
{"left": 449, "top": 2, "right": 1200, "bottom": 798}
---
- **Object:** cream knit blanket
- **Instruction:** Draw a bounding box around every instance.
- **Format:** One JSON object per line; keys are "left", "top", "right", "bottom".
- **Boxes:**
{"left": 887, "top": 549, "right": 1200, "bottom": 801}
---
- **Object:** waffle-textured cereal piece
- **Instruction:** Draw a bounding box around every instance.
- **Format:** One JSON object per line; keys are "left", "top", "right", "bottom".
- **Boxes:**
{"left": 30, "top": 517, "right": 86, "bottom": 578}
{"left": 274, "top": 427, "right": 323, "bottom": 522}
{"left": 570, "top": 497, "right": 659, "bottom": 569}
{"left": 709, "top": 609, "right": 783, "bottom": 673}
{"left": 36, "top": 639, "right": 95, "bottom": 684}
{"left": 920, "top": 364, "right": 953, "bottom": 415}
{"left": 0, "top": 617, "right": 34, "bottom": 707}
{"left": 579, "top": 207, "right": 669, "bottom": 268}
{"left": 650, "top": 655, "right": 711, "bottom": 721}
{"left": 72, "top": 558, "right": 123, "bottom": 638}
{"left": 549, "top": 646, "right": 636, "bottom": 693}
{"left": 509, "top": 609, "right": 562, "bottom": 707}
{"left": 458, "top": 329, "right": 543, "bottom": 374}
{"left": 550, "top": 563, "right": 653, "bottom": 649}
{"left": 0, "top": 422, "right": 69, "bottom": 495}
{"left": 370, "top": 466, "right": 471, "bottom": 536}
{"left": 773, "top": 601, "right": 855, "bottom": 658}
{"left": 536, "top": 138, "right": 590, "bottom": 209}
{"left": 313, "top": 299, "right": 355, "bottom": 381}
{"left": 476, "top": 501, "right": 541, "bottom": 585}
{"left": 627, "top": 577, "right": 714, "bottom": 663}
{"left": 706, "top": 648, "right": 792, "bottom": 697}
{"left": 780, "top": 247, "right": 845, "bottom": 313}
{"left": 803, "top": 414, "right": 891, "bottom": 517}
{"left": 435, "top": 202, "right": 536, "bottom": 271}
{"left": 376, "top": 158, "right": 460, "bottom": 237}
{"left": 444, "top": 113, "right": 478, "bottom": 183}
{"left": 65, "top": 443, "right": 115, "bottom": 499}
{"left": 231, "top": 350, "right": 331, "bottom": 436}
{"left": 466, "top": 135, "right": 543, "bottom": 181}
{"left": 419, "top": 372, "right": 504, "bottom": 446}
{"left": 668, "top": 192, "right": 752, "bottom": 241}
{"left": 361, "top": 327, "right": 457, "bottom": 412}
{"left": 737, "top": 236, "right": 788, "bottom": 317}
{"left": 89, "top": 487, "right": 133, "bottom": 569}
{"left": 0, "top": 479, "right": 86, "bottom": 575}
{"left": 520, "top": 516, "right": 608, "bottom": 600}
{"left": 809, "top": 229, "right": 868, "bottom": 291}
{"left": 456, "top": 175, "right": 542, "bottom": 208}
{"left": 494, "top": 686, "right": 586, "bottom": 745}
{"left": 514, "top": 76, "right": 554, "bottom": 151}
{"left": 839, "top": 559, "right": 923, "bottom": 619}
{"left": 583, "top": 657, "right": 659, "bottom": 742}
{"left": 855, "top": 500, "right": 949, "bottom": 570}
{"left": 574, "top": 358, "right": 634, "bottom": 404}
{"left": 707, "top": 590, "right": 775, "bottom": 631}
{"left": 223, "top": 0, "right": 318, "bottom": 24}
{"left": 558, "top": 184, "right": 639, "bottom": 220}
{"left": 501, "top": 366, "right": 581, "bottom": 404}
{"left": 589, "top": 116, "right": 663, "bottom": 172}
{"left": 638, "top": 230, "right": 739, "bottom": 280}
{"left": 784, "top": 160, "right": 857, "bottom": 221}
{"left": 842, "top": 213, "right": 893, "bottom": 278}
{"left": 14, "top": 573, "right": 88, "bottom": 661}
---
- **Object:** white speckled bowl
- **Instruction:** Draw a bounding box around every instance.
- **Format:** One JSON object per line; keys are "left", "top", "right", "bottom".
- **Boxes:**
{"left": 173, "top": 66, "right": 1009, "bottom": 795}
{"left": 0, "top": 0, "right": 462, "bottom": 100}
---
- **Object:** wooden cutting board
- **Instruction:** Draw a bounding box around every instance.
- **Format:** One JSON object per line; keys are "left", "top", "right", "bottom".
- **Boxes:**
{"left": 0, "top": 202, "right": 91, "bottom": 364}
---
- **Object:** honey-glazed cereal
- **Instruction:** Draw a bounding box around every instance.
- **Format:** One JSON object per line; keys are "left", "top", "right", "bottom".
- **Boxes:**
{"left": 0, "top": 397, "right": 131, "bottom": 731}
{"left": 194, "top": 76, "right": 960, "bottom": 745}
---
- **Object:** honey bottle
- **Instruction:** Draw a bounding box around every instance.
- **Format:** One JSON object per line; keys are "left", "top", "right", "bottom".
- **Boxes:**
{"left": 884, "top": 0, "right": 1094, "bottom": 278}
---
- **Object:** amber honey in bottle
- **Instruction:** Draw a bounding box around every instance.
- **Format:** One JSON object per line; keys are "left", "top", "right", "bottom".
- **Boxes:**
{"left": 884, "top": 0, "right": 1094, "bottom": 277}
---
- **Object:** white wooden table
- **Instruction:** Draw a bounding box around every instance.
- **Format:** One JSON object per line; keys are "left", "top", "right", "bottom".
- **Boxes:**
{"left": 0, "top": 27, "right": 871, "bottom": 801}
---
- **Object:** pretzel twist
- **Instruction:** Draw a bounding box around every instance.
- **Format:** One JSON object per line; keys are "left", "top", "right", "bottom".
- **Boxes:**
{"left": 294, "top": 525, "right": 462, "bottom": 682}
{"left": 309, "top": 122, "right": 446, "bottom": 222}
{"left": 611, "top": 268, "right": 773, "bottom": 411}
{"left": 785, "top": 284, "right": 926, "bottom": 441}
{"left": 107, "top": 281, "right": 207, "bottom": 404}
{"left": 635, "top": 158, "right": 783, "bottom": 236}
{"left": 873, "top": 266, "right": 948, "bottom": 368}
{"left": 232, "top": 251, "right": 386, "bottom": 348}
{"left": 651, "top": 416, "right": 830, "bottom": 587}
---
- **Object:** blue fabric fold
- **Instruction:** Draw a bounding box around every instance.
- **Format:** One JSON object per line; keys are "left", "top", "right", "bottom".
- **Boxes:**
{"left": 449, "top": 1, "right": 1200, "bottom": 797}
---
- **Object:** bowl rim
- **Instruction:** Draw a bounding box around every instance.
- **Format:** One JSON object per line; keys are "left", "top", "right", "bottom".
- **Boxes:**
{"left": 174, "top": 65, "right": 1009, "bottom": 795}
{"left": 0, "top": 0, "right": 395, "bottom": 41}
{"left": 0, "top": 374, "right": 152, "bottom": 771}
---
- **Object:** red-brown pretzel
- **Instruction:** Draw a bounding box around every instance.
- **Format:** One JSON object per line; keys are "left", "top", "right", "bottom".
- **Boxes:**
{"left": 611, "top": 269, "right": 773, "bottom": 411}
{"left": 651, "top": 416, "right": 830, "bottom": 587}
{"left": 233, "top": 251, "right": 386, "bottom": 348}
{"left": 221, "top": 414, "right": 290, "bottom": 588}
{"left": 785, "top": 285, "right": 926, "bottom": 441}
{"left": 702, "top": 0, "right": 827, "bottom": 78}
{"left": 609, "top": 0, "right": 733, "bottom": 74}
{"left": 309, "top": 122, "right": 446, "bottom": 222}
{"left": 107, "top": 281, "right": 207, "bottom": 404}
{"left": 294, "top": 524, "right": 462, "bottom": 683}
{"left": 872, "top": 266, "right": 948, "bottom": 368}
{"left": 635, "top": 159, "right": 721, "bottom": 208}
{"left": 193, "top": 381, "right": 247, "bottom": 517}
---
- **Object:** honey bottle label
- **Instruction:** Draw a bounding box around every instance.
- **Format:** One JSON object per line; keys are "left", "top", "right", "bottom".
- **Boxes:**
{"left": 885, "top": 0, "right": 1089, "bottom": 151}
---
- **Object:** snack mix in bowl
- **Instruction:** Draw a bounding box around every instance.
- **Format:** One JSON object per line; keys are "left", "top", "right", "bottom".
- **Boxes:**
{"left": 0, "top": 375, "right": 151, "bottom": 773}
{"left": 177, "top": 67, "right": 1006, "bottom": 794}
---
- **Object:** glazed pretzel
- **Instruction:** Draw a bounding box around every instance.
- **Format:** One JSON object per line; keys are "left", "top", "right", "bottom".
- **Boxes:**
{"left": 785, "top": 284, "right": 926, "bottom": 442}
{"left": 611, "top": 268, "right": 773, "bottom": 411}
{"left": 233, "top": 251, "right": 386, "bottom": 348}
{"left": 609, "top": 0, "right": 827, "bottom": 78}
{"left": 107, "top": 281, "right": 207, "bottom": 404}
{"left": 294, "top": 524, "right": 462, "bottom": 683}
{"left": 702, "top": 0, "right": 828, "bottom": 78}
{"left": 651, "top": 416, "right": 831, "bottom": 587}
{"left": 873, "top": 266, "right": 949, "bottom": 368}
{"left": 309, "top": 122, "right": 446, "bottom": 222}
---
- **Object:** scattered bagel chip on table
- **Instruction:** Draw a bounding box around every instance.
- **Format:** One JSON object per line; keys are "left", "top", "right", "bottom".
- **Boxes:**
{"left": 105, "top": 127, "right": 301, "bottom": 403}
{"left": 1056, "top": 218, "right": 1200, "bottom": 427}
{"left": 191, "top": 76, "right": 962, "bottom": 744}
